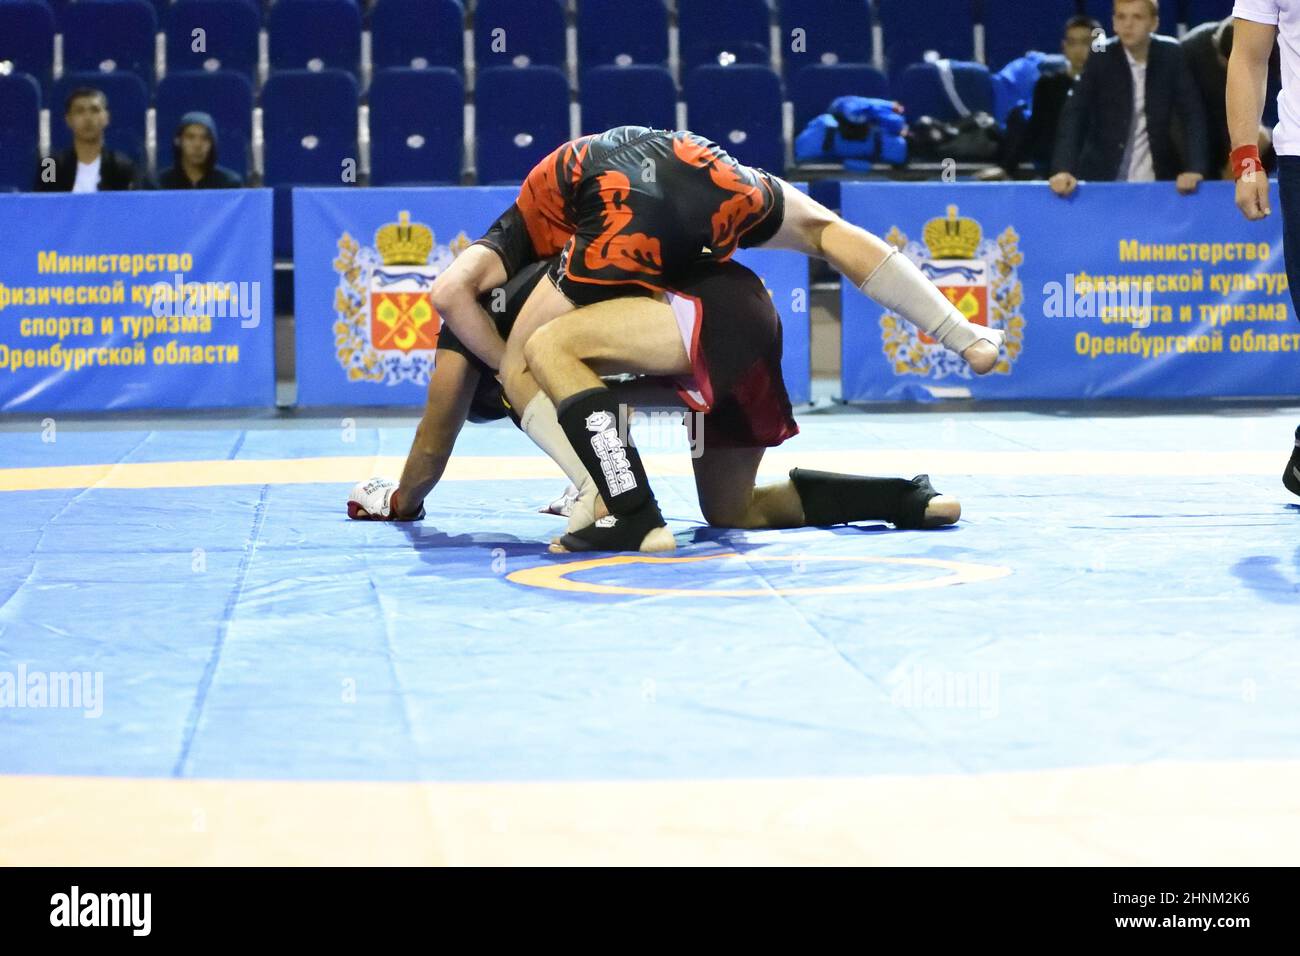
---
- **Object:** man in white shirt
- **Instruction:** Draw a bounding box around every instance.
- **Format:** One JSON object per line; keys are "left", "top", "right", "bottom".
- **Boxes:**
{"left": 35, "top": 88, "right": 140, "bottom": 193}
{"left": 1228, "top": 0, "right": 1300, "bottom": 497}
{"left": 1050, "top": 0, "right": 1208, "bottom": 197}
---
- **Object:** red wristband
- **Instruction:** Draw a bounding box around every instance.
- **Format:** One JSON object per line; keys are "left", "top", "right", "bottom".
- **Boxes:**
{"left": 1232, "top": 144, "right": 1263, "bottom": 181}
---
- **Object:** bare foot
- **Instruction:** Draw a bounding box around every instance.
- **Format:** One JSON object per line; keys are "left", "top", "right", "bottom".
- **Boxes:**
{"left": 962, "top": 340, "right": 999, "bottom": 375}
{"left": 923, "top": 495, "right": 961, "bottom": 528}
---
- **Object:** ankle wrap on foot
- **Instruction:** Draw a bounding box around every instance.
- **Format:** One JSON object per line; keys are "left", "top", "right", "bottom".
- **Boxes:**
{"left": 858, "top": 248, "right": 1006, "bottom": 355}
{"left": 790, "top": 469, "right": 941, "bottom": 530}
{"left": 560, "top": 498, "right": 666, "bottom": 552}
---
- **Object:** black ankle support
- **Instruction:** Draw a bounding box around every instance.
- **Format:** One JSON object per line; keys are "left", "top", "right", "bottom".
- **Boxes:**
{"left": 1285, "top": 427, "right": 1300, "bottom": 497}
{"left": 789, "top": 469, "right": 941, "bottom": 530}
{"left": 560, "top": 498, "right": 666, "bottom": 552}
{"left": 557, "top": 387, "right": 651, "bottom": 515}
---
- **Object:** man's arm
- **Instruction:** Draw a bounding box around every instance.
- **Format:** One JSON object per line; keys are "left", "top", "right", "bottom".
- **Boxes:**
{"left": 1173, "top": 46, "right": 1211, "bottom": 192}
{"left": 391, "top": 348, "right": 481, "bottom": 517}
{"left": 429, "top": 244, "right": 511, "bottom": 372}
{"left": 347, "top": 347, "right": 481, "bottom": 520}
{"left": 1049, "top": 56, "right": 1095, "bottom": 196}
{"left": 1228, "top": 16, "right": 1280, "bottom": 220}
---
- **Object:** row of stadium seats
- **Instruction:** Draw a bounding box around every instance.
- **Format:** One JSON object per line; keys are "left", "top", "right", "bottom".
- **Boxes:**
{"left": 0, "top": 0, "right": 1237, "bottom": 99}
{"left": 0, "top": 59, "right": 1010, "bottom": 190}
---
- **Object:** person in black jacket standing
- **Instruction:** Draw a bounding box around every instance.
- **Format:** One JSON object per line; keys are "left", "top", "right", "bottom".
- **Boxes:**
{"left": 1049, "top": 0, "right": 1209, "bottom": 198}
{"left": 35, "top": 88, "right": 140, "bottom": 192}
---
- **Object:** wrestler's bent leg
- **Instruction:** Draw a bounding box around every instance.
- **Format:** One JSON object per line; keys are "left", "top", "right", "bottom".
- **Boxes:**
{"left": 691, "top": 446, "right": 962, "bottom": 531}
{"left": 524, "top": 297, "right": 692, "bottom": 552}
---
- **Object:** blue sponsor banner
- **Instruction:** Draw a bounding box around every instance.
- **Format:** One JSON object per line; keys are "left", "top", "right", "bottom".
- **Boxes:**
{"left": 293, "top": 187, "right": 812, "bottom": 407}
{"left": 0, "top": 190, "right": 274, "bottom": 412}
{"left": 841, "top": 181, "right": 1300, "bottom": 400}
{"left": 293, "top": 187, "right": 517, "bottom": 407}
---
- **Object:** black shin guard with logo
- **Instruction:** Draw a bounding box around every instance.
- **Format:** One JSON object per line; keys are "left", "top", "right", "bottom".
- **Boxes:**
{"left": 557, "top": 387, "right": 652, "bottom": 514}
{"left": 556, "top": 387, "right": 665, "bottom": 551}
{"left": 790, "top": 469, "right": 941, "bottom": 530}
{"left": 1285, "top": 425, "right": 1300, "bottom": 498}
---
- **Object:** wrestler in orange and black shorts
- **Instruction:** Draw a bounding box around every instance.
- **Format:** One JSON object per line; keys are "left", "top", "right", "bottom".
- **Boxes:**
{"left": 472, "top": 126, "right": 786, "bottom": 304}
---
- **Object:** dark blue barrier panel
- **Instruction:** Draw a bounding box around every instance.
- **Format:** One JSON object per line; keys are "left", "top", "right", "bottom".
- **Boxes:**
{"left": 292, "top": 187, "right": 812, "bottom": 406}
{"left": 0, "top": 190, "right": 275, "bottom": 412}
{"left": 841, "top": 181, "right": 1300, "bottom": 400}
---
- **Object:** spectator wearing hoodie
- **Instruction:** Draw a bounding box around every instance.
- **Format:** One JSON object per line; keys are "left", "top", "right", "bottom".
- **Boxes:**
{"left": 154, "top": 112, "right": 242, "bottom": 189}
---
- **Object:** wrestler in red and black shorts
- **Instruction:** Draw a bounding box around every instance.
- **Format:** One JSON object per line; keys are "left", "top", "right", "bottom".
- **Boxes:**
{"left": 658, "top": 258, "right": 799, "bottom": 449}
{"left": 441, "top": 255, "right": 798, "bottom": 447}
{"left": 472, "top": 126, "right": 787, "bottom": 305}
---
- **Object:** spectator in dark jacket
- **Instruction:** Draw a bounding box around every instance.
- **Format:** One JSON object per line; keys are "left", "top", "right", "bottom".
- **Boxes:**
{"left": 1050, "top": 0, "right": 1209, "bottom": 197}
{"left": 1182, "top": 17, "right": 1281, "bottom": 178}
{"left": 154, "top": 112, "right": 243, "bottom": 189}
{"left": 35, "top": 87, "right": 140, "bottom": 192}
{"left": 988, "top": 14, "right": 1101, "bottom": 178}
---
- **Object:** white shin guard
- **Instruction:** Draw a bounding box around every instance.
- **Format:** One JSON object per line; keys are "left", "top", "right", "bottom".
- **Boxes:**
{"left": 858, "top": 248, "right": 1005, "bottom": 355}
{"left": 520, "top": 392, "right": 599, "bottom": 532}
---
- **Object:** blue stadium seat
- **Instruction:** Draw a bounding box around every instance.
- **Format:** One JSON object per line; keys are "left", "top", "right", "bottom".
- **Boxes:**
{"left": 897, "top": 61, "right": 993, "bottom": 122}
{"left": 779, "top": 0, "right": 873, "bottom": 76}
{"left": 1082, "top": 0, "right": 1176, "bottom": 35}
{"left": 369, "top": 67, "right": 464, "bottom": 185}
{"left": 46, "top": 0, "right": 71, "bottom": 29}
{"left": 262, "top": 69, "right": 359, "bottom": 256}
{"left": 0, "top": 0, "right": 55, "bottom": 97}
{"left": 877, "top": 0, "right": 974, "bottom": 78}
{"left": 1183, "top": 0, "right": 1235, "bottom": 27}
{"left": 474, "top": 0, "right": 566, "bottom": 70}
{"left": 165, "top": 0, "right": 261, "bottom": 82}
{"left": 679, "top": 0, "right": 772, "bottom": 69}
{"left": 580, "top": 65, "right": 676, "bottom": 135}
{"left": 474, "top": 65, "right": 569, "bottom": 183}
{"left": 684, "top": 64, "right": 784, "bottom": 172}
{"left": 579, "top": 0, "right": 669, "bottom": 68}
{"left": 0, "top": 72, "right": 41, "bottom": 192}
{"left": 790, "top": 63, "right": 890, "bottom": 132}
{"left": 156, "top": 70, "right": 255, "bottom": 179}
{"left": 50, "top": 71, "right": 150, "bottom": 165}
{"left": 268, "top": 0, "right": 363, "bottom": 77}
{"left": 371, "top": 0, "right": 465, "bottom": 73}
{"left": 62, "top": 0, "right": 159, "bottom": 87}
{"left": 981, "top": 0, "right": 1076, "bottom": 69}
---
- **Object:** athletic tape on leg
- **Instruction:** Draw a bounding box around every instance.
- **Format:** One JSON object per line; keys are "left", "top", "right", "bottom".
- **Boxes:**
{"left": 520, "top": 392, "right": 598, "bottom": 531}
{"left": 859, "top": 248, "right": 1005, "bottom": 355}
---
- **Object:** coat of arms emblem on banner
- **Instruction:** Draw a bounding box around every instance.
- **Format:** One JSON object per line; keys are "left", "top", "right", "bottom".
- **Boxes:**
{"left": 880, "top": 205, "right": 1025, "bottom": 378}
{"left": 333, "top": 211, "right": 470, "bottom": 384}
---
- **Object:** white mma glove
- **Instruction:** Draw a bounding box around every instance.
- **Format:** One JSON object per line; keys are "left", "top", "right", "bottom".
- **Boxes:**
{"left": 347, "top": 478, "right": 425, "bottom": 521}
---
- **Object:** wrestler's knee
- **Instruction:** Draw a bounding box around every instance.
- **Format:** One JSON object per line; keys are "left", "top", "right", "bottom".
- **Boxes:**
{"left": 521, "top": 318, "right": 571, "bottom": 374}
{"left": 499, "top": 344, "right": 532, "bottom": 402}
{"left": 700, "top": 495, "right": 759, "bottom": 529}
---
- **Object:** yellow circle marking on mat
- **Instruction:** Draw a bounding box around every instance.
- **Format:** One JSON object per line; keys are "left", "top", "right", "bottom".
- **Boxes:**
{"left": 507, "top": 552, "right": 1012, "bottom": 597}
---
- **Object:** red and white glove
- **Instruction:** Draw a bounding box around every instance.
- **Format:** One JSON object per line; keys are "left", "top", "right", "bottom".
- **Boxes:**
{"left": 347, "top": 478, "right": 424, "bottom": 521}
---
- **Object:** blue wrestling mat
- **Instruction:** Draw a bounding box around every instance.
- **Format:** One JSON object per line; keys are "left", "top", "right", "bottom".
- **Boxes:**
{"left": 2, "top": 408, "right": 1300, "bottom": 790}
